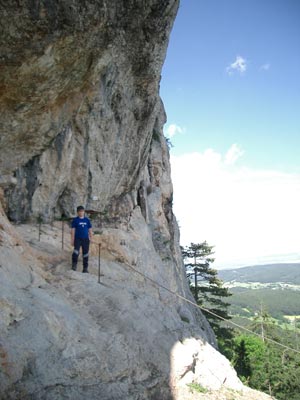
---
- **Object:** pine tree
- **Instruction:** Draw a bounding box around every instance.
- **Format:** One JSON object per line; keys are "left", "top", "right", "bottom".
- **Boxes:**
{"left": 233, "top": 334, "right": 266, "bottom": 386}
{"left": 250, "top": 304, "right": 278, "bottom": 342}
{"left": 182, "top": 241, "right": 234, "bottom": 352}
{"left": 234, "top": 338, "right": 252, "bottom": 380}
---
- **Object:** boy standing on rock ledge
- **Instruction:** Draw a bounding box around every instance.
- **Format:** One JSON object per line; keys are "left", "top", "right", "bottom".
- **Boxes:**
{"left": 71, "top": 206, "right": 93, "bottom": 273}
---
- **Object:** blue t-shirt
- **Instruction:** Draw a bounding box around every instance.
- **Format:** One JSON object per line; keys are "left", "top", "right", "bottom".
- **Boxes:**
{"left": 71, "top": 217, "right": 92, "bottom": 239}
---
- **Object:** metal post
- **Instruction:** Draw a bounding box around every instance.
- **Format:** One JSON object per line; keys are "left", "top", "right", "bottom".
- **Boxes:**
{"left": 38, "top": 221, "right": 41, "bottom": 241}
{"left": 98, "top": 243, "right": 101, "bottom": 284}
{"left": 62, "top": 220, "right": 64, "bottom": 250}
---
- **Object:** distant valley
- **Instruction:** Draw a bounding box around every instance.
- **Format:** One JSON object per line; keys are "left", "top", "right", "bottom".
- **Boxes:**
{"left": 219, "top": 263, "right": 300, "bottom": 284}
{"left": 218, "top": 263, "right": 300, "bottom": 324}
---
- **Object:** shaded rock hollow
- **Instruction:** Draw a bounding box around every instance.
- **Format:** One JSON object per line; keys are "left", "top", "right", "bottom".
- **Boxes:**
{"left": 0, "top": 1, "right": 272, "bottom": 399}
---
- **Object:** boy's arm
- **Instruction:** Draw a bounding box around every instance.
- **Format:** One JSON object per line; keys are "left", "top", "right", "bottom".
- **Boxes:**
{"left": 88, "top": 228, "right": 93, "bottom": 241}
{"left": 71, "top": 228, "right": 75, "bottom": 246}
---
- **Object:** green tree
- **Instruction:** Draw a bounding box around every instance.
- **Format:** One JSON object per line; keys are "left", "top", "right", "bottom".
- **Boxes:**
{"left": 250, "top": 303, "right": 277, "bottom": 342}
{"left": 182, "top": 241, "right": 234, "bottom": 356}
{"left": 233, "top": 334, "right": 267, "bottom": 386}
{"left": 232, "top": 329, "right": 300, "bottom": 400}
{"left": 233, "top": 338, "right": 252, "bottom": 381}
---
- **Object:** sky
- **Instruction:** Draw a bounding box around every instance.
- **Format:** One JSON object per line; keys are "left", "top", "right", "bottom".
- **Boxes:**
{"left": 160, "top": 0, "right": 300, "bottom": 269}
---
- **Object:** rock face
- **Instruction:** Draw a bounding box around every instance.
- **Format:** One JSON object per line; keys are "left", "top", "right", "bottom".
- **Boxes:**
{"left": 0, "top": 1, "right": 272, "bottom": 400}
{"left": 1, "top": 0, "right": 176, "bottom": 221}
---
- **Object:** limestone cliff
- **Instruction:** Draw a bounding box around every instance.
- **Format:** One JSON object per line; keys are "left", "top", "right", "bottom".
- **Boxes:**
{"left": 1, "top": 0, "right": 177, "bottom": 222}
{"left": 0, "top": 1, "right": 272, "bottom": 400}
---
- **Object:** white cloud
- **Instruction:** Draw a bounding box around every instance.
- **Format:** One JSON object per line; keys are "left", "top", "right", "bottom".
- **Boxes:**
{"left": 165, "top": 124, "right": 184, "bottom": 138}
{"left": 226, "top": 55, "right": 247, "bottom": 75}
{"left": 224, "top": 144, "right": 244, "bottom": 165}
{"left": 170, "top": 146, "right": 300, "bottom": 268}
{"left": 260, "top": 63, "right": 270, "bottom": 71}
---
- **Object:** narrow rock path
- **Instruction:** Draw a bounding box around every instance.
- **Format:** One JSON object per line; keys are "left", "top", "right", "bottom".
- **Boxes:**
{"left": 9, "top": 222, "right": 275, "bottom": 400}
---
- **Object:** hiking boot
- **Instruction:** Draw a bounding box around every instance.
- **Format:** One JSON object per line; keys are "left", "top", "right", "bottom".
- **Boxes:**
{"left": 71, "top": 264, "right": 77, "bottom": 271}
{"left": 82, "top": 269, "right": 89, "bottom": 273}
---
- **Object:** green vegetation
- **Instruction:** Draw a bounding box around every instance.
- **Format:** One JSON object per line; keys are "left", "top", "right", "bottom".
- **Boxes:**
{"left": 152, "top": 127, "right": 160, "bottom": 142}
{"left": 222, "top": 267, "right": 300, "bottom": 399}
{"left": 182, "top": 242, "right": 234, "bottom": 358}
{"left": 183, "top": 245, "right": 300, "bottom": 399}
{"left": 186, "top": 382, "right": 208, "bottom": 393}
{"left": 165, "top": 137, "right": 173, "bottom": 149}
{"left": 231, "top": 330, "right": 300, "bottom": 400}
{"left": 229, "top": 288, "right": 300, "bottom": 321}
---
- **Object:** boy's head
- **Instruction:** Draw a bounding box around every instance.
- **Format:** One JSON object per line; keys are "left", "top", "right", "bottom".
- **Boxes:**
{"left": 77, "top": 205, "right": 85, "bottom": 217}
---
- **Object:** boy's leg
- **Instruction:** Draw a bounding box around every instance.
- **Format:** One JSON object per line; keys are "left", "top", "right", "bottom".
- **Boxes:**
{"left": 82, "top": 239, "right": 90, "bottom": 273}
{"left": 72, "top": 238, "right": 80, "bottom": 270}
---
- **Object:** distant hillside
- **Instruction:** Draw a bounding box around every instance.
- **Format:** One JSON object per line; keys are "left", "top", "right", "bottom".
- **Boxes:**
{"left": 219, "top": 263, "right": 300, "bottom": 284}
{"left": 229, "top": 288, "right": 300, "bottom": 320}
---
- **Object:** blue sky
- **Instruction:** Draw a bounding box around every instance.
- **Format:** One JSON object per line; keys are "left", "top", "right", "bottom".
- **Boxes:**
{"left": 161, "top": 0, "right": 300, "bottom": 171}
{"left": 160, "top": 0, "right": 300, "bottom": 268}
